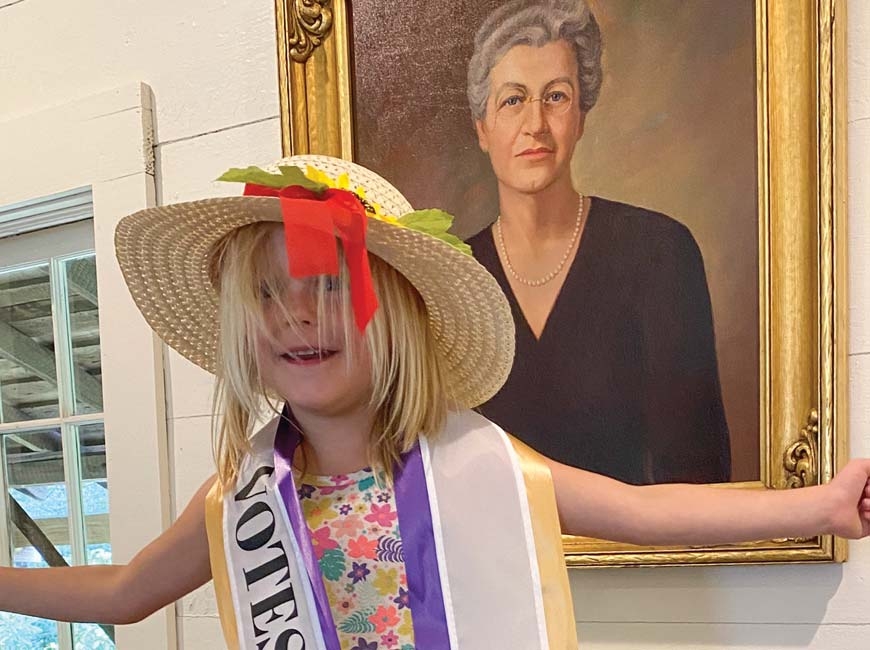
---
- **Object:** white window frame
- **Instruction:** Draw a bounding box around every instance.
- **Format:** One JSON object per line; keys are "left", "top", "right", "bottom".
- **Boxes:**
{"left": 0, "top": 84, "right": 175, "bottom": 650}
{"left": 0, "top": 186, "right": 94, "bottom": 239}
{"left": 0, "top": 215, "right": 106, "bottom": 648}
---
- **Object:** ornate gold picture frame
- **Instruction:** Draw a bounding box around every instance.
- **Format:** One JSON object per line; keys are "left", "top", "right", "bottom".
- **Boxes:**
{"left": 274, "top": 0, "right": 848, "bottom": 567}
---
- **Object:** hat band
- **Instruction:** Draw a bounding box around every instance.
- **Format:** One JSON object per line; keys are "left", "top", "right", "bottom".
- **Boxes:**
{"left": 243, "top": 183, "right": 379, "bottom": 331}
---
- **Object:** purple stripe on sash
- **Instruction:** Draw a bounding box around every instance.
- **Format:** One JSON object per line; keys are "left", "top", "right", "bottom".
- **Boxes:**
{"left": 394, "top": 443, "right": 452, "bottom": 648}
{"left": 273, "top": 411, "right": 341, "bottom": 650}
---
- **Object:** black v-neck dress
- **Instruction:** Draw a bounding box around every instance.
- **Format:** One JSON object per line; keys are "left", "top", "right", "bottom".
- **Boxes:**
{"left": 467, "top": 197, "right": 731, "bottom": 485}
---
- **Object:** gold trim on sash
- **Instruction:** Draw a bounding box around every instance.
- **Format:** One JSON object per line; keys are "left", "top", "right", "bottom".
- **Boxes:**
{"left": 205, "top": 480, "right": 240, "bottom": 650}
{"left": 509, "top": 435, "right": 579, "bottom": 649}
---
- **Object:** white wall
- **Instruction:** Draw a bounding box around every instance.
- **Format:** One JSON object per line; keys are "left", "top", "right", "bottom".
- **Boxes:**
{"left": 1, "top": 0, "right": 869, "bottom": 648}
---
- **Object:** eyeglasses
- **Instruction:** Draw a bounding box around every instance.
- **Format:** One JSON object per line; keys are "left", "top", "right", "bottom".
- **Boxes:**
{"left": 494, "top": 89, "right": 574, "bottom": 123}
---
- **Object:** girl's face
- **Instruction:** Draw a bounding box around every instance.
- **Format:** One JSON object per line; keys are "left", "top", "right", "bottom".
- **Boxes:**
{"left": 254, "top": 228, "right": 374, "bottom": 419}
{"left": 475, "top": 40, "right": 585, "bottom": 196}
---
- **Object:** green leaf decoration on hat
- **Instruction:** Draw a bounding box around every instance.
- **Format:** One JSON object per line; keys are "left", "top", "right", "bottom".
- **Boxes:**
{"left": 216, "top": 165, "right": 328, "bottom": 194}
{"left": 398, "top": 209, "right": 472, "bottom": 256}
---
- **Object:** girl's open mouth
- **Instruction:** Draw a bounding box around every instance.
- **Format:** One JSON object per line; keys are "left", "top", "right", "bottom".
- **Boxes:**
{"left": 280, "top": 348, "right": 338, "bottom": 364}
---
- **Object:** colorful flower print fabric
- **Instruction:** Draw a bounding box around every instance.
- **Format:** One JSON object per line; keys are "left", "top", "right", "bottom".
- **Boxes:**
{"left": 296, "top": 467, "right": 415, "bottom": 650}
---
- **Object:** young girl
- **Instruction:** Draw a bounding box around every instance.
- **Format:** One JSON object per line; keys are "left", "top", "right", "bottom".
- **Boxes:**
{"left": 1, "top": 155, "right": 869, "bottom": 650}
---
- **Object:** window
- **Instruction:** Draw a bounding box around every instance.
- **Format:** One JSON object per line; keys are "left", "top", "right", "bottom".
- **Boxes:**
{"left": 0, "top": 190, "right": 113, "bottom": 649}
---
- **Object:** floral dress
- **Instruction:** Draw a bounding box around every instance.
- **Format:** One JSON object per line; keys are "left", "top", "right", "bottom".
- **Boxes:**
{"left": 296, "top": 467, "right": 415, "bottom": 650}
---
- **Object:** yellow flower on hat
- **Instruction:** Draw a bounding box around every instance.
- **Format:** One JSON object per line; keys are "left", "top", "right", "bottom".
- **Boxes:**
{"left": 370, "top": 213, "right": 402, "bottom": 226}
{"left": 353, "top": 185, "right": 388, "bottom": 217}
{"left": 304, "top": 165, "right": 343, "bottom": 190}
{"left": 305, "top": 166, "right": 395, "bottom": 220}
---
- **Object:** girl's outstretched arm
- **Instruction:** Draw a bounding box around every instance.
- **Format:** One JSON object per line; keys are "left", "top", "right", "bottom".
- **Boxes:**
{"left": 549, "top": 458, "right": 870, "bottom": 545}
{"left": 0, "top": 474, "right": 216, "bottom": 625}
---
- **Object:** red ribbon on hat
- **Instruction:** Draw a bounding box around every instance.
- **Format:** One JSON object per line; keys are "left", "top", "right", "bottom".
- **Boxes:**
{"left": 243, "top": 182, "right": 378, "bottom": 331}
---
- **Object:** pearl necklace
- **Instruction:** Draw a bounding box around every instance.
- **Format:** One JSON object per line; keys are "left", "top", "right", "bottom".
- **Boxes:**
{"left": 495, "top": 195, "right": 585, "bottom": 287}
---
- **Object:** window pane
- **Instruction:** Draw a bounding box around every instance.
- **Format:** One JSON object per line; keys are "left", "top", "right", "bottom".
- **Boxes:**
{"left": 75, "top": 423, "right": 115, "bottom": 646}
{"left": 2, "top": 430, "right": 69, "bottom": 649}
{"left": 76, "top": 423, "right": 110, "bottom": 563}
{"left": 0, "top": 265, "right": 60, "bottom": 422}
{"left": 4, "top": 430, "right": 72, "bottom": 565}
{"left": 61, "top": 256, "right": 103, "bottom": 417}
{"left": 0, "top": 612, "right": 60, "bottom": 649}
{"left": 73, "top": 622, "right": 115, "bottom": 649}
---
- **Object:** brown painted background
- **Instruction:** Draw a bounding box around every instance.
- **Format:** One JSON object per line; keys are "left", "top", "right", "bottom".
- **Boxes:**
{"left": 349, "top": 0, "right": 759, "bottom": 482}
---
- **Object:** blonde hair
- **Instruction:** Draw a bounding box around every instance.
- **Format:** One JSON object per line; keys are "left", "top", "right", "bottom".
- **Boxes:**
{"left": 210, "top": 222, "right": 451, "bottom": 488}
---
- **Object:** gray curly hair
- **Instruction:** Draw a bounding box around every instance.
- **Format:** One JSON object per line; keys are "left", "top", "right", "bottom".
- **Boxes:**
{"left": 467, "top": 0, "right": 603, "bottom": 121}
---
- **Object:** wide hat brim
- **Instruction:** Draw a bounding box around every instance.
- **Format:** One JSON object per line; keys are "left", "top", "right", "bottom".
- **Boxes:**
{"left": 114, "top": 155, "right": 515, "bottom": 409}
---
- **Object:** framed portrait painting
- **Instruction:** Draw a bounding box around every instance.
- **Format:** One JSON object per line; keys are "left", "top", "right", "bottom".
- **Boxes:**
{"left": 274, "top": 0, "right": 848, "bottom": 567}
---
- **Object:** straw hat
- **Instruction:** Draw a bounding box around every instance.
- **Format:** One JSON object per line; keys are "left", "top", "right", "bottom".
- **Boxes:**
{"left": 114, "top": 155, "right": 515, "bottom": 408}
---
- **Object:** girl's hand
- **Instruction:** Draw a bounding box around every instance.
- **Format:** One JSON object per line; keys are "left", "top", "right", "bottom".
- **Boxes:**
{"left": 824, "top": 459, "right": 870, "bottom": 539}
